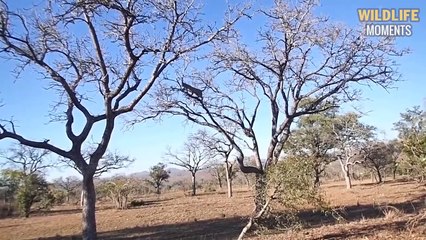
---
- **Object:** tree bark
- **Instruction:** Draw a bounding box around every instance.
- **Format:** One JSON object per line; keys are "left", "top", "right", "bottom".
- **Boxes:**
{"left": 155, "top": 183, "right": 161, "bottom": 194}
{"left": 344, "top": 168, "right": 352, "bottom": 189}
{"left": 216, "top": 170, "right": 223, "bottom": 189}
{"left": 376, "top": 168, "right": 383, "bottom": 183}
{"left": 243, "top": 174, "right": 251, "bottom": 189}
{"left": 82, "top": 174, "right": 97, "bottom": 240}
{"left": 314, "top": 168, "right": 321, "bottom": 187}
{"left": 191, "top": 173, "right": 196, "bottom": 196}
{"left": 339, "top": 159, "right": 352, "bottom": 189}
{"left": 225, "top": 162, "right": 233, "bottom": 198}
{"left": 393, "top": 166, "right": 397, "bottom": 180}
{"left": 254, "top": 173, "right": 267, "bottom": 213}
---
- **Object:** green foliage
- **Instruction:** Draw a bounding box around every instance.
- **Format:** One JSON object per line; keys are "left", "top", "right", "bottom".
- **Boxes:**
{"left": 0, "top": 169, "right": 21, "bottom": 202}
{"left": 394, "top": 106, "right": 426, "bottom": 181}
{"left": 147, "top": 162, "right": 170, "bottom": 194}
{"left": 98, "top": 177, "right": 136, "bottom": 209}
{"left": 49, "top": 188, "right": 67, "bottom": 205}
{"left": 268, "top": 156, "right": 326, "bottom": 212}
{"left": 285, "top": 111, "right": 339, "bottom": 185}
{"left": 360, "top": 141, "right": 398, "bottom": 182}
{"left": 15, "top": 173, "right": 49, "bottom": 217}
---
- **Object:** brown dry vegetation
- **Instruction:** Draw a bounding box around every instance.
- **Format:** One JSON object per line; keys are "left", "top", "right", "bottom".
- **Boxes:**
{"left": 1, "top": 179, "right": 426, "bottom": 240}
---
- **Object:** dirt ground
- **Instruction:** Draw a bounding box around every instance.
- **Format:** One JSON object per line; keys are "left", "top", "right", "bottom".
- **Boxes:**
{"left": 1, "top": 179, "right": 426, "bottom": 240}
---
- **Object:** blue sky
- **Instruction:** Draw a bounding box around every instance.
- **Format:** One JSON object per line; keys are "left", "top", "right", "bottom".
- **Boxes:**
{"left": 0, "top": 0, "right": 425, "bottom": 180}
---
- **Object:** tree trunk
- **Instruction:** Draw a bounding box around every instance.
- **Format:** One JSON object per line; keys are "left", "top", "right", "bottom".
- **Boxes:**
{"left": 217, "top": 170, "right": 223, "bottom": 189}
{"left": 393, "top": 166, "right": 397, "bottom": 180}
{"left": 156, "top": 184, "right": 160, "bottom": 194}
{"left": 243, "top": 174, "right": 250, "bottom": 189}
{"left": 225, "top": 162, "right": 233, "bottom": 198}
{"left": 376, "top": 168, "right": 383, "bottom": 183}
{"left": 82, "top": 174, "right": 97, "bottom": 240}
{"left": 254, "top": 173, "right": 267, "bottom": 213}
{"left": 344, "top": 169, "right": 352, "bottom": 189}
{"left": 339, "top": 160, "right": 352, "bottom": 189}
{"left": 80, "top": 190, "right": 84, "bottom": 207}
{"left": 191, "top": 173, "right": 196, "bottom": 196}
{"left": 314, "top": 168, "right": 321, "bottom": 187}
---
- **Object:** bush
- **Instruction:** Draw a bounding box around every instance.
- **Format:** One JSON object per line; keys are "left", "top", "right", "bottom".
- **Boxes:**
{"left": 268, "top": 156, "right": 327, "bottom": 211}
{"left": 129, "top": 199, "right": 145, "bottom": 208}
{"left": 0, "top": 203, "right": 15, "bottom": 218}
{"left": 16, "top": 173, "right": 49, "bottom": 217}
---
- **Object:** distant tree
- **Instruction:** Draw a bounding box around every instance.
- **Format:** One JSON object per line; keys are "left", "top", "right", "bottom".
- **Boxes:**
{"left": 16, "top": 172, "right": 50, "bottom": 217}
{"left": 210, "top": 163, "right": 225, "bottom": 189}
{"left": 194, "top": 130, "right": 237, "bottom": 197}
{"left": 360, "top": 141, "right": 397, "bottom": 183}
{"left": 0, "top": 169, "right": 20, "bottom": 206}
{"left": 0, "top": 169, "right": 49, "bottom": 217}
{"left": 285, "top": 110, "right": 338, "bottom": 187}
{"left": 62, "top": 150, "right": 134, "bottom": 207}
{"left": 62, "top": 150, "right": 134, "bottom": 178}
{"left": 0, "top": 144, "right": 53, "bottom": 175}
{"left": 99, "top": 176, "right": 136, "bottom": 210}
{"left": 0, "top": 144, "right": 54, "bottom": 217}
{"left": 394, "top": 106, "right": 426, "bottom": 181}
{"left": 53, "top": 176, "right": 81, "bottom": 203}
{"left": 147, "top": 163, "right": 170, "bottom": 194}
{"left": 165, "top": 133, "right": 211, "bottom": 196}
{"left": 332, "top": 113, "right": 376, "bottom": 189}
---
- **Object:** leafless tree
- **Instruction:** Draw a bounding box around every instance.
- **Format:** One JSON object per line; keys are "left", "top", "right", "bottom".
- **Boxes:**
{"left": 61, "top": 150, "right": 134, "bottom": 178}
{"left": 165, "top": 133, "right": 212, "bottom": 196}
{"left": 194, "top": 130, "right": 236, "bottom": 198}
{"left": 360, "top": 141, "right": 399, "bottom": 183}
{"left": 332, "top": 113, "right": 376, "bottom": 189}
{"left": 0, "top": 144, "right": 54, "bottom": 175}
{"left": 53, "top": 176, "right": 81, "bottom": 203}
{"left": 149, "top": 0, "right": 406, "bottom": 237}
{"left": 0, "top": 0, "right": 245, "bottom": 238}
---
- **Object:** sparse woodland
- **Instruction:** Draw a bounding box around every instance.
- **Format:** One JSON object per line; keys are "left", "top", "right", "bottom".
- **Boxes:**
{"left": 0, "top": 0, "right": 425, "bottom": 239}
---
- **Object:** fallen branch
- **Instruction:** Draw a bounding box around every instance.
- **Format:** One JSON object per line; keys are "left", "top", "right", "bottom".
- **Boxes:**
{"left": 237, "top": 185, "right": 280, "bottom": 240}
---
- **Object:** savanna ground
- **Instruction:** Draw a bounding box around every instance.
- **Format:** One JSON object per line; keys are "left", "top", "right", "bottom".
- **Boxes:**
{"left": 1, "top": 179, "right": 426, "bottom": 240}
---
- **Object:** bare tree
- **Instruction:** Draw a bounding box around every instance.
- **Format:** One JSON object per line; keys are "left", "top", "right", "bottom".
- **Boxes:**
{"left": 165, "top": 133, "right": 211, "bottom": 196}
{"left": 195, "top": 130, "right": 236, "bottom": 198}
{"left": 149, "top": 0, "right": 405, "bottom": 237}
{"left": 332, "top": 113, "right": 376, "bottom": 189}
{"left": 53, "top": 176, "right": 81, "bottom": 203}
{"left": 0, "top": 144, "right": 53, "bottom": 175}
{"left": 360, "top": 141, "right": 396, "bottom": 183}
{"left": 0, "top": 0, "right": 244, "bottom": 238}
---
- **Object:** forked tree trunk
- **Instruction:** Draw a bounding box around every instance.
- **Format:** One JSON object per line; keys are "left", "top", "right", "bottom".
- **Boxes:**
{"left": 191, "top": 173, "right": 196, "bottom": 196}
{"left": 82, "top": 174, "right": 97, "bottom": 240}
{"left": 225, "top": 162, "right": 233, "bottom": 198}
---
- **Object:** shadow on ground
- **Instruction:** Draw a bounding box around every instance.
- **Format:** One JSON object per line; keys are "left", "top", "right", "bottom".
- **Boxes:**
{"left": 298, "top": 193, "right": 426, "bottom": 228}
{"left": 34, "top": 216, "right": 246, "bottom": 240}
{"left": 33, "top": 192, "right": 426, "bottom": 240}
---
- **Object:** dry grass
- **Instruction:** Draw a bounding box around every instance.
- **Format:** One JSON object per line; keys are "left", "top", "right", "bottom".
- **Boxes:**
{"left": 1, "top": 179, "right": 426, "bottom": 240}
